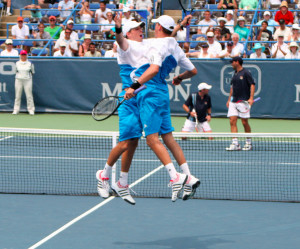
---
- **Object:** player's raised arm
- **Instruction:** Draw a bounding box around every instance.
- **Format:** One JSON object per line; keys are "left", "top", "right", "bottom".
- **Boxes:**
{"left": 114, "top": 12, "right": 129, "bottom": 51}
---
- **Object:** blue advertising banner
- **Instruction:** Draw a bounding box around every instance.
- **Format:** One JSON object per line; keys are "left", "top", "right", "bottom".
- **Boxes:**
{"left": 0, "top": 58, "right": 299, "bottom": 118}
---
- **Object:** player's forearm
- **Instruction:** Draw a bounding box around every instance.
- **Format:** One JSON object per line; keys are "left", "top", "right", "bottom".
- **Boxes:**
{"left": 178, "top": 68, "right": 197, "bottom": 80}
{"left": 183, "top": 104, "right": 190, "bottom": 113}
{"left": 250, "top": 84, "right": 255, "bottom": 99}
{"left": 137, "top": 64, "right": 160, "bottom": 84}
{"left": 116, "top": 32, "right": 128, "bottom": 51}
{"left": 228, "top": 88, "right": 232, "bottom": 101}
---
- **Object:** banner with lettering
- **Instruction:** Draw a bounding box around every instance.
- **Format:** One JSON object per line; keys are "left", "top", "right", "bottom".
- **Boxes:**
{"left": 0, "top": 58, "right": 299, "bottom": 118}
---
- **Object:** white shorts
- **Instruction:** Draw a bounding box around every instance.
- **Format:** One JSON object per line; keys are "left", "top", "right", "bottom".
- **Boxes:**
{"left": 182, "top": 119, "right": 212, "bottom": 132}
{"left": 227, "top": 102, "right": 250, "bottom": 119}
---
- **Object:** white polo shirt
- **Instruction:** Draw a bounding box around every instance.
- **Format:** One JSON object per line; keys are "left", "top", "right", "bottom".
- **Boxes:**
{"left": 54, "top": 38, "right": 78, "bottom": 55}
{"left": 0, "top": 49, "right": 19, "bottom": 57}
{"left": 197, "top": 19, "right": 217, "bottom": 34}
{"left": 232, "top": 43, "right": 244, "bottom": 56}
{"left": 271, "top": 43, "right": 289, "bottom": 58}
{"left": 250, "top": 52, "right": 267, "bottom": 59}
{"left": 53, "top": 50, "right": 72, "bottom": 57}
{"left": 95, "top": 8, "right": 112, "bottom": 24}
{"left": 11, "top": 24, "right": 30, "bottom": 39}
{"left": 207, "top": 40, "right": 222, "bottom": 57}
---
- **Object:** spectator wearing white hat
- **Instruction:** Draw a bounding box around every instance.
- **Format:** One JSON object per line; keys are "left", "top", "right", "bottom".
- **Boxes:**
{"left": 197, "top": 10, "right": 217, "bottom": 35}
{"left": 271, "top": 34, "right": 289, "bottom": 58}
{"left": 285, "top": 42, "right": 300, "bottom": 59}
{"left": 256, "top": 11, "right": 277, "bottom": 33}
{"left": 182, "top": 83, "right": 212, "bottom": 134}
{"left": 53, "top": 41, "right": 72, "bottom": 57}
{"left": 206, "top": 31, "right": 222, "bottom": 57}
{"left": 78, "top": 34, "right": 91, "bottom": 57}
{"left": 287, "top": 24, "right": 300, "bottom": 42}
{"left": 122, "top": 7, "right": 134, "bottom": 26}
{"left": 217, "top": 17, "right": 231, "bottom": 40}
{"left": 59, "top": 20, "right": 79, "bottom": 41}
{"left": 0, "top": 39, "right": 18, "bottom": 57}
{"left": 13, "top": 50, "right": 35, "bottom": 115}
{"left": 225, "top": 10, "right": 234, "bottom": 34}
{"left": 250, "top": 43, "right": 267, "bottom": 59}
{"left": 54, "top": 28, "right": 78, "bottom": 56}
{"left": 233, "top": 10, "right": 249, "bottom": 41}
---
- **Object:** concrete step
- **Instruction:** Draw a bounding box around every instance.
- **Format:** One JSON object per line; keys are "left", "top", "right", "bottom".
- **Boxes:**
{"left": 13, "top": 9, "right": 31, "bottom": 16}
{"left": 0, "top": 29, "right": 11, "bottom": 36}
{"left": 164, "top": 10, "right": 182, "bottom": 16}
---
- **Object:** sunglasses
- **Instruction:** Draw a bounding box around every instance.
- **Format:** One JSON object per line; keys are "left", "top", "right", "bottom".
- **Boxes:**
{"left": 65, "top": 32, "right": 71, "bottom": 34}
{"left": 18, "top": 21, "right": 23, "bottom": 23}
{"left": 50, "top": 19, "right": 56, "bottom": 21}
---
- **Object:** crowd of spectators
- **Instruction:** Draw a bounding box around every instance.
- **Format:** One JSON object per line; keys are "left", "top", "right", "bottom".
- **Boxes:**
{"left": 1, "top": 0, "right": 300, "bottom": 59}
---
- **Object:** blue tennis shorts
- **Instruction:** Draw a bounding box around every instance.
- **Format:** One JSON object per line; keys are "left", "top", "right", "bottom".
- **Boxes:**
{"left": 118, "top": 90, "right": 143, "bottom": 142}
{"left": 136, "top": 86, "right": 174, "bottom": 137}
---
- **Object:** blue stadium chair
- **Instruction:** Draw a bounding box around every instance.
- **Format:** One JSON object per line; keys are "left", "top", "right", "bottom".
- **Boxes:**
{"left": 78, "top": 32, "right": 85, "bottom": 39}
{"left": 48, "top": 4, "right": 52, "bottom": 8}
{"left": 73, "top": 24, "right": 85, "bottom": 31}
{"left": 90, "top": 3, "right": 100, "bottom": 9}
{"left": 0, "top": 48, "right": 2, "bottom": 53}
{"left": 24, "top": 17, "right": 30, "bottom": 23}
{"left": 47, "top": 9, "right": 60, "bottom": 17}
{"left": 190, "top": 34, "right": 207, "bottom": 49}
{"left": 31, "top": 48, "right": 49, "bottom": 56}
{"left": 205, "top": 4, "right": 218, "bottom": 9}
{"left": 106, "top": 4, "right": 116, "bottom": 9}
{"left": 52, "top": 3, "right": 59, "bottom": 8}
{"left": 86, "top": 25, "right": 100, "bottom": 32}
{"left": 16, "top": 48, "right": 23, "bottom": 54}
{"left": 100, "top": 49, "right": 106, "bottom": 56}
{"left": 41, "top": 10, "right": 48, "bottom": 16}
{"left": 91, "top": 18, "right": 95, "bottom": 23}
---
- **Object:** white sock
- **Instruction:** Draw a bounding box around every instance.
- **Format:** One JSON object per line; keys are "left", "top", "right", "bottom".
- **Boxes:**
{"left": 180, "top": 162, "right": 191, "bottom": 175}
{"left": 102, "top": 163, "right": 112, "bottom": 178}
{"left": 246, "top": 138, "right": 252, "bottom": 144}
{"left": 165, "top": 163, "right": 177, "bottom": 180}
{"left": 119, "top": 171, "right": 128, "bottom": 186}
{"left": 232, "top": 138, "right": 239, "bottom": 145}
{"left": 7, "top": 7, "right": 10, "bottom": 13}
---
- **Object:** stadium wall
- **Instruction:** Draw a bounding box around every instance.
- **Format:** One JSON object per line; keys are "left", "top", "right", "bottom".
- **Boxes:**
{"left": 0, "top": 58, "right": 299, "bottom": 118}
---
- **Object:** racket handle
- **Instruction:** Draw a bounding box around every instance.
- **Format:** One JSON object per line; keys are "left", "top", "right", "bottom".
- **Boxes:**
{"left": 254, "top": 97, "right": 261, "bottom": 102}
{"left": 133, "top": 85, "right": 147, "bottom": 94}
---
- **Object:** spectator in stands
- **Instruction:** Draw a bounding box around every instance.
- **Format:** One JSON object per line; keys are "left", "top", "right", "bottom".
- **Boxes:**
{"left": 217, "top": 17, "right": 231, "bottom": 40}
{"left": 186, "top": 43, "right": 213, "bottom": 58}
{"left": 13, "top": 50, "right": 35, "bottom": 115}
{"left": 234, "top": 11, "right": 249, "bottom": 41}
{"left": 225, "top": 10, "right": 234, "bottom": 33}
{"left": 231, "top": 33, "right": 244, "bottom": 56}
{"left": 288, "top": 24, "right": 300, "bottom": 42}
{"left": 104, "top": 43, "right": 117, "bottom": 57}
{"left": 0, "top": 39, "right": 18, "bottom": 57}
{"left": 218, "top": 41, "right": 235, "bottom": 58}
{"left": 101, "top": 11, "right": 115, "bottom": 32}
{"left": 78, "top": 1, "right": 94, "bottom": 24}
{"left": 12, "top": 17, "right": 29, "bottom": 40}
{"left": 122, "top": 7, "right": 133, "bottom": 25}
{"left": 45, "top": 16, "right": 62, "bottom": 39}
{"left": 53, "top": 41, "right": 71, "bottom": 57}
{"left": 212, "top": 27, "right": 223, "bottom": 43}
{"left": 250, "top": 43, "right": 267, "bottom": 58}
{"left": 285, "top": 42, "right": 300, "bottom": 59}
{"left": 256, "top": 11, "right": 277, "bottom": 34}
{"left": 32, "top": 23, "right": 51, "bottom": 48}
{"left": 24, "top": 1, "right": 43, "bottom": 19}
{"left": 136, "top": 0, "right": 153, "bottom": 20}
{"left": 58, "top": 0, "right": 75, "bottom": 19}
{"left": 271, "top": 34, "right": 289, "bottom": 58}
{"left": 275, "top": 1, "right": 293, "bottom": 25}
{"left": 84, "top": 42, "right": 101, "bottom": 57}
{"left": 238, "top": 0, "right": 258, "bottom": 10}
{"left": 256, "top": 21, "right": 273, "bottom": 41}
{"left": 197, "top": 11, "right": 217, "bottom": 35}
{"left": 2, "top": 0, "right": 11, "bottom": 16}
{"left": 59, "top": 20, "right": 78, "bottom": 41}
{"left": 217, "top": 0, "right": 238, "bottom": 12}
{"left": 274, "top": 19, "right": 290, "bottom": 40}
{"left": 206, "top": 31, "right": 222, "bottom": 57}
{"left": 78, "top": 34, "right": 91, "bottom": 57}
{"left": 95, "top": 1, "right": 112, "bottom": 24}
{"left": 54, "top": 28, "right": 78, "bottom": 56}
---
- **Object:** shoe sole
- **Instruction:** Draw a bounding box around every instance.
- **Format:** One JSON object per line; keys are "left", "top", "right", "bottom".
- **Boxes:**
{"left": 172, "top": 175, "right": 188, "bottom": 202}
{"left": 183, "top": 180, "right": 201, "bottom": 201}
{"left": 112, "top": 188, "right": 135, "bottom": 205}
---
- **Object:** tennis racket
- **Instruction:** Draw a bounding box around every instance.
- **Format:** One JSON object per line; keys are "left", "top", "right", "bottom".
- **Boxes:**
{"left": 236, "top": 97, "right": 261, "bottom": 114}
{"left": 92, "top": 85, "right": 146, "bottom": 121}
{"left": 178, "top": 0, "right": 196, "bottom": 43}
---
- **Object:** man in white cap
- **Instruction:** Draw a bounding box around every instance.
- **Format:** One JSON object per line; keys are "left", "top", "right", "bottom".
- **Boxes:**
{"left": 206, "top": 31, "right": 222, "bottom": 57}
{"left": 59, "top": 19, "right": 79, "bottom": 41}
{"left": 122, "top": 7, "right": 133, "bottom": 25}
{"left": 271, "top": 34, "right": 289, "bottom": 58}
{"left": 54, "top": 27, "right": 78, "bottom": 56}
{"left": 53, "top": 41, "right": 71, "bottom": 57}
{"left": 125, "top": 15, "right": 200, "bottom": 202}
{"left": 197, "top": 10, "right": 217, "bottom": 35}
{"left": 256, "top": 11, "right": 277, "bottom": 33}
{"left": 0, "top": 39, "right": 18, "bottom": 57}
{"left": 225, "top": 10, "right": 234, "bottom": 34}
{"left": 182, "top": 82, "right": 212, "bottom": 134}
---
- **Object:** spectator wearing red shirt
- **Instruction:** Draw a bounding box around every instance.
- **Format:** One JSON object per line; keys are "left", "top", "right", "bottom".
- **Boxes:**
{"left": 275, "top": 1, "right": 294, "bottom": 25}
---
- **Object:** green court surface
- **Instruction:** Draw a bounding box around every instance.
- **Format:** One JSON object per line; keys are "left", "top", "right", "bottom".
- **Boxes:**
{"left": 0, "top": 113, "right": 299, "bottom": 133}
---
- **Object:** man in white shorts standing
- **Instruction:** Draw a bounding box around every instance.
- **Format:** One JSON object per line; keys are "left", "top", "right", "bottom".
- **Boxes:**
{"left": 226, "top": 56, "right": 255, "bottom": 151}
{"left": 182, "top": 82, "right": 212, "bottom": 133}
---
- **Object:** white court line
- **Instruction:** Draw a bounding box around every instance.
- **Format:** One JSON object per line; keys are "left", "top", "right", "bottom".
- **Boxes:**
{"left": 28, "top": 164, "right": 165, "bottom": 249}
{"left": 0, "top": 136, "right": 13, "bottom": 141}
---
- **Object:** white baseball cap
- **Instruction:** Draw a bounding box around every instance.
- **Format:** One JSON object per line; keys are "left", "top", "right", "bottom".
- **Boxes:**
{"left": 198, "top": 82, "right": 212, "bottom": 91}
{"left": 237, "top": 16, "right": 246, "bottom": 22}
{"left": 207, "top": 31, "right": 214, "bottom": 37}
{"left": 292, "top": 23, "right": 300, "bottom": 30}
{"left": 67, "top": 20, "right": 74, "bottom": 25}
{"left": 60, "top": 41, "right": 67, "bottom": 47}
{"left": 5, "top": 39, "right": 13, "bottom": 45}
{"left": 226, "top": 10, "right": 234, "bottom": 15}
{"left": 151, "top": 15, "right": 176, "bottom": 32}
{"left": 122, "top": 21, "right": 145, "bottom": 36}
{"left": 263, "top": 11, "right": 271, "bottom": 16}
{"left": 123, "top": 7, "right": 130, "bottom": 12}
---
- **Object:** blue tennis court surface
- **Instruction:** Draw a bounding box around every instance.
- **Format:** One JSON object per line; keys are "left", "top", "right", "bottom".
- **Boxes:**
{"left": 1, "top": 194, "right": 300, "bottom": 249}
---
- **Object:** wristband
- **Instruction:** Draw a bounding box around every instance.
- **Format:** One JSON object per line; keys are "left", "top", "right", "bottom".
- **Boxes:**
{"left": 177, "top": 76, "right": 183, "bottom": 81}
{"left": 130, "top": 81, "right": 142, "bottom": 90}
{"left": 180, "top": 24, "right": 184, "bottom": 29}
{"left": 115, "top": 26, "right": 122, "bottom": 34}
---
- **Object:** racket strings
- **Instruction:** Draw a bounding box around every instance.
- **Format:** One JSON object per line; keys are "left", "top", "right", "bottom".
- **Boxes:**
{"left": 94, "top": 97, "right": 119, "bottom": 119}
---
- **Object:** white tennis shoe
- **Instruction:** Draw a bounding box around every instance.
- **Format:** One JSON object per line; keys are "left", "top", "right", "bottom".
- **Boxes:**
{"left": 169, "top": 173, "right": 188, "bottom": 202}
{"left": 242, "top": 143, "right": 252, "bottom": 151}
{"left": 182, "top": 175, "right": 200, "bottom": 201}
{"left": 111, "top": 181, "right": 135, "bottom": 205}
{"left": 95, "top": 170, "right": 110, "bottom": 199}
{"left": 226, "top": 143, "right": 241, "bottom": 151}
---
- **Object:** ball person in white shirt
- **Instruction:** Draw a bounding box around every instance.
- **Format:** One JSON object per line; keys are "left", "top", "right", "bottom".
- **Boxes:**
{"left": 13, "top": 50, "right": 35, "bottom": 115}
